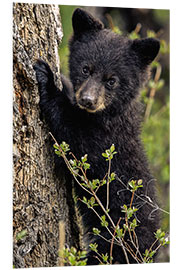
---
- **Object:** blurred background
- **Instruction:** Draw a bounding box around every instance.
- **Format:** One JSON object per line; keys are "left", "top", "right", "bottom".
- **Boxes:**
{"left": 59, "top": 5, "right": 170, "bottom": 263}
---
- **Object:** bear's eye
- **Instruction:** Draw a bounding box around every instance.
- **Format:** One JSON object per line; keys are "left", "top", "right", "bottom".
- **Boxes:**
{"left": 82, "top": 65, "right": 90, "bottom": 76}
{"left": 106, "top": 78, "right": 116, "bottom": 88}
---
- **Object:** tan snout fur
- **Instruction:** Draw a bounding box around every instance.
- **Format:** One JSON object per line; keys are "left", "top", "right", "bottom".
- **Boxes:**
{"left": 75, "top": 79, "right": 106, "bottom": 113}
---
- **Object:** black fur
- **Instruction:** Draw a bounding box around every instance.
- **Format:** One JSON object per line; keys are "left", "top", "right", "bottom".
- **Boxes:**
{"left": 34, "top": 8, "right": 160, "bottom": 265}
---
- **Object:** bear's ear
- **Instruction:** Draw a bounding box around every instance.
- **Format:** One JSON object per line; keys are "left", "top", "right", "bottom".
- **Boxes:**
{"left": 131, "top": 38, "right": 160, "bottom": 66}
{"left": 72, "top": 8, "right": 104, "bottom": 37}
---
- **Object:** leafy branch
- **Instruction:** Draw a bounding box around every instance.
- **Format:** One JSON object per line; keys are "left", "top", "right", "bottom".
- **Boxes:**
{"left": 50, "top": 133, "right": 169, "bottom": 265}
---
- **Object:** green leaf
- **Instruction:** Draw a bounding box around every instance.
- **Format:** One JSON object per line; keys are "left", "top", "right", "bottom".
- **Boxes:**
{"left": 129, "top": 32, "right": 140, "bottom": 40}
{"left": 60, "top": 246, "right": 87, "bottom": 266}
{"left": 69, "top": 159, "right": 77, "bottom": 167}
{"left": 101, "top": 215, "right": 109, "bottom": 227}
{"left": 83, "top": 162, "right": 90, "bottom": 170}
{"left": 16, "top": 229, "right": 27, "bottom": 241}
{"left": 79, "top": 250, "right": 87, "bottom": 259}
{"left": 53, "top": 143, "right": 59, "bottom": 150}
{"left": 116, "top": 227, "right": 124, "bottom": 238}
{"left": 55, "top": 150, "right": 61, "bottom": 156}
{"left": 60, "top": 141, "right": 70, "bottom": 153}
{"left": 144, "top": 249, "right": 149, "bottom": 258}
{"left": 121, "top": 205, "right": 138, "bottom": 219}
{"left": 81, "top": 182, "right": 89, "bottom": 188}
{"left": 81, "top": 154, "right": 88, "bottom": 163}
{"left": 128, "top": 180, "right": 136, "bottom": 189}
{"left": 113, "top": 26, "right": 122, "bottom": 35}
{"left": 102, "top": 145, "right": 117, "bottom": 161}
{"left": 89, "top": 243, "right": 98, "bottom": 253}
{"left": 148, "top": 79, "right": 156, "bottom": 89}
{"left": 154, "top": 229, "right": 169, "bottom": 246}
{"left": 128, "top": 179, "right": 143, "bottom": 192}
{"left": 122, "top": 204, "right": 127, "bottom": 211}
{"left": 109, "top": 172, "right": 116, "bottom": 182}
{"left": 72, "top": 169, "right": 79, "bottom": 175}
{"left": 82, "top": 197, "right": 87, "bottom": 203}
{"left": 151, "top": 61, "right": 160, "bottom": 68}
{"left": 147, "top": 30, "right": 156, "bottom": 38}
{"left": 123, "top": 223, "right": 128, "bottom": 231}
{"left": 100, "top": 179, "right": 107, "bottom": 186}
{"left": 149, "top": 250, "right": 156, "bottom": 258}
{"left": 102, "top": 153, "right": 108, "bottom": 158}
{"left": 68, "top": 254, "right": 76, "bottom": 265}
{"left": 89, "top": 179, "right": 99, "bottom": 190}
{"left": 110, "top": 144, "right": 115, "bottom": 153}
{"left": 155, "top": 228, "right": 165, "bottom": 239}
{"left": 160, "top": 39, "right": 169, "bottom": 54}
{"left": 130, "top": 218, "right": 138, "bottom": 230}
{"left": 77, "top": 260, "right": 87, "bottom": 266}
{"left": 156, "top": 79, "right": 164, "bottom": 90}
{"left": 71, "top": 247, "right": 77, "bottom": 255}
{"left": 102, "top": 253, "right": 109, "bottom": 262}
{"left": 89, "top": 196, "right": 95, "bottom": 206}
{"left": 137, "top": 179, "right": 143, "bottom": 185}
{"left": 93, "top": 228, "right": 101, "bottom": 235}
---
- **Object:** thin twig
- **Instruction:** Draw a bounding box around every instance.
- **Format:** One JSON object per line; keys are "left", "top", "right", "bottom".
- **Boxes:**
{"left": 106, "top": 158, "right": 111, "bottom": 210}
{"left": 129, "top": 191, "right": 135, "bottom": 209}
{"left": 123, "top": 240, "right": 141, "bottom": 263}
{"left": 134, "top": 23, "right": 142, "bottom": 34}
{"left": 110, "top": 217, "right": 121, "bottom": 264}
{"left": 116, "top": 176, "right": 169, "bottom": 215}
{"left": 132, "top": 230, "right": 144, "bottom": 262}
{"left": 58, "top": 221, "right": 65, "bottom": 266}
{"left": 148, "top": 238, "right": 159, "bottom": 252}
{"left": 93, "top": 255, "right": 104, "bottom": 265}
{"left": 105, "top": 13, "right": 114, "bottom": 30}
{"left": 144, "top": 65, "right": 162, "bottom": 122}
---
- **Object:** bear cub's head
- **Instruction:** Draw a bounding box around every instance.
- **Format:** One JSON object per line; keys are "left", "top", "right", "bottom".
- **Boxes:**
{"left": 69, "top": 8, "right": 160, "bottom": 113}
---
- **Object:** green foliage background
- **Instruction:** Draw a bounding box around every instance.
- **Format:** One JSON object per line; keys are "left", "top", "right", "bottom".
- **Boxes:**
{"left": 59, "top": 4, "right": 169, "bottom": 238}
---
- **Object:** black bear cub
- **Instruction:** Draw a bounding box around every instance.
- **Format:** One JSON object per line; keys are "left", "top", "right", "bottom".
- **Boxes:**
{"left": 34, "top": 8, "right": 160, "bottom": 265}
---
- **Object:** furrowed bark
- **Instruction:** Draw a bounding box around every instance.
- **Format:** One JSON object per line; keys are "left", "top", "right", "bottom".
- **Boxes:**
{"left": 13, "top": 3, "right": 77, "bottom": 268}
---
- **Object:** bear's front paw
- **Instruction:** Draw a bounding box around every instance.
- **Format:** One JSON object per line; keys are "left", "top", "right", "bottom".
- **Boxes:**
{"left": 33, "top": 59, "right": 54, "bottom": 86}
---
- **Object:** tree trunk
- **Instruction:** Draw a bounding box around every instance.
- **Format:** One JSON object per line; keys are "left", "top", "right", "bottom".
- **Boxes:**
{"left": 13, "top": 3, "right": 76, "bottom": 268}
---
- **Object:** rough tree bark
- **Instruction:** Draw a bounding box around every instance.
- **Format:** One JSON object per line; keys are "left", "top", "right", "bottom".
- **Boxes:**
{"left": 13, "top": 3, "right": 76, "bottom": 268}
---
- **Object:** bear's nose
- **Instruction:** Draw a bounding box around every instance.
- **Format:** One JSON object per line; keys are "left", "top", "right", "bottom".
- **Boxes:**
{"left": 80, "top": 95, "right": 95, "bottom": 108}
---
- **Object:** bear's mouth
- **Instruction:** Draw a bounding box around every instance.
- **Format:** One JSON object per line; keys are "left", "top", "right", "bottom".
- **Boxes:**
{"left": 77, "top": 101, "right": 105, "bottom": 113}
